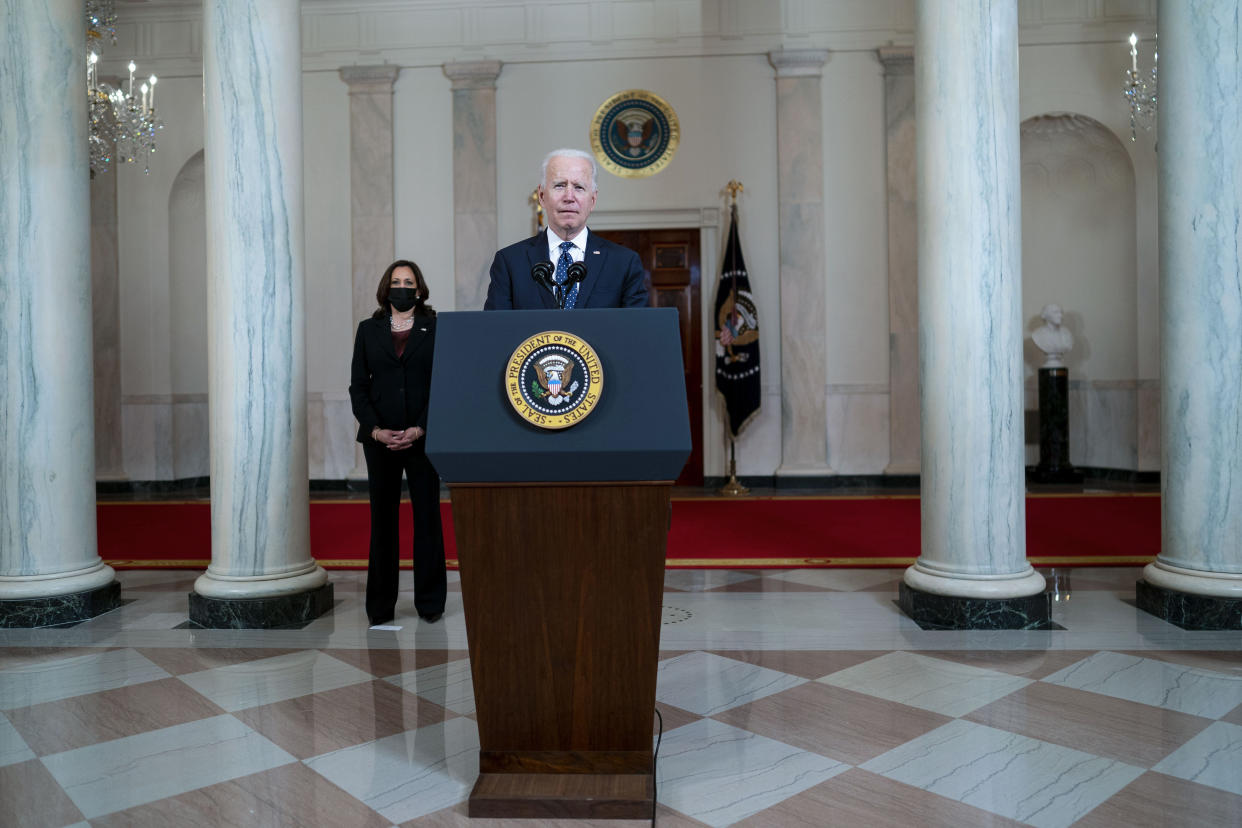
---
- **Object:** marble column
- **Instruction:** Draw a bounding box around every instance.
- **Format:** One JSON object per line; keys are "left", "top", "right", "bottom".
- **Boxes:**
{"left": 340, "top": 65, "right": 400, "bottom": 482}
{"left": 1138, "top": 0, "right": 1242, "bottom": 630}
{"left": 194, "top": 0, "right": 331, "bottom": 628}
{"left": 0, "top": 0, "right": 120, "bottom": 626}
{"left": 444, "top": 60, "right": 502, "bottom": 312}
{"left": 879, "top": 47, "right": 920, "bottom": 477}
{"left": 91, "top": 159, "right": 125, "bottom": 481}
{"left": 769, "top": 49, "right": 832, "bottom": 483}
{"left": 900, "top": 1, "right": 1047, "bottom": 629}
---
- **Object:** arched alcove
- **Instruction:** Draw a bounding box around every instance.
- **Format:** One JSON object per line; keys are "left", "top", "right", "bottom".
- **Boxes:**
{"left": 168, "top": 150, "right": 209, "bottom": 477}
{"left": 1021, "top": 113, "right": 1138, "bottom": 470}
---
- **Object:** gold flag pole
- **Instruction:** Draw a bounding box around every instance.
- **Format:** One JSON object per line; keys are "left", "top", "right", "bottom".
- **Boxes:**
{"left": 719, "top": 180, "right": 750, "bottom": 497}
{"left": 529, "top": 188, "right": 545, "bottom": 236}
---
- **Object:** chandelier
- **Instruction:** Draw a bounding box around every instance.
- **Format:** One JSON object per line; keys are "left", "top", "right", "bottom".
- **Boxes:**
{"left": 1122, "top": 32, "right": 1157, "bottom": 143}
{"left": 86, "top": 0, "right": 162, "bottom": 176}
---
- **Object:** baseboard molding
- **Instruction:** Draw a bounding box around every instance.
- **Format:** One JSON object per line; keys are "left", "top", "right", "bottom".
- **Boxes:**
{"left": 97, "top": 476, "right": 210, "bottom": 495}
{"left": 100, "top": 469, "right": 1159, "bottom": 497}
{"left": 702, "top": 474, "right": 920, "bottom": 491}
{"left": 1074, "top": 467, "right": 1160, "bottom": 484}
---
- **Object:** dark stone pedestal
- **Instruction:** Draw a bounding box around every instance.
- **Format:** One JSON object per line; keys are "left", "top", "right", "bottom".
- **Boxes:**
{"left": 0, "top": 581, "right": 122, "bottom": 628}
{"left": 189, "top": 583, "right": 334, "bottom": 629}
{"left": 1033, "top": 366, "right": 1083, "bottom": 484}
{"left": 1136, "top": 580, "right": 1242, "bottom": 630}
{"left": 899, "top": 582, "right": 1052, "bottom": 630}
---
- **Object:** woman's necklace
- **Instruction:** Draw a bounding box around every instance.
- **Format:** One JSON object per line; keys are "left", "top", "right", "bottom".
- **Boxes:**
{"left": 390, "top": 315, "right": 414, "bottom": 332}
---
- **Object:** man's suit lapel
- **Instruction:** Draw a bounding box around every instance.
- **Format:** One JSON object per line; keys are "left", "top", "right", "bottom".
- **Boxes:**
{"left": 525, "top": 231, "right": 558, "bottom": 310}
{"left": 577, "top": 231, "right": 608, "bottom": 307}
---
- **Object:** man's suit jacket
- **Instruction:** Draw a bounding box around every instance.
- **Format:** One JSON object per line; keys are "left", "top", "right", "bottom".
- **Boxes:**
{"left": 349, "top": 313, "right": 436, "bottom": 443}
{"left": 483, "top": 229, "right": 649, "bottom": 310}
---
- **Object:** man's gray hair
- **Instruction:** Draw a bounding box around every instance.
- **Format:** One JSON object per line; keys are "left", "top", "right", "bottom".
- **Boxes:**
{"left": 540, "top": 148, "right": 598, "bottom": 192}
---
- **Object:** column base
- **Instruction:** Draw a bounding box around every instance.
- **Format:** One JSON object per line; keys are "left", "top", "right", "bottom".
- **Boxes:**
{"left": 899, "top": 582, "right": 1052, "bottom": 630}
{"left": 1136, "top": 580, "right": 1242, "bottom": 630}
{"left": 189, "top": 582, "right": 334, "bottom": 629}
{"left": 0, "top": 581, "right": 122, "bottom": 628}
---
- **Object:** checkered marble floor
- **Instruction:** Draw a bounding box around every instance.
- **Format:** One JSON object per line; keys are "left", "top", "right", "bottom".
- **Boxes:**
{"left": 1, "top": 567, "right": 1240, "bottom": 827}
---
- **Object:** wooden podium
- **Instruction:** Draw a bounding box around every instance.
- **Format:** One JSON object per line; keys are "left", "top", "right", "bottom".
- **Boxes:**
{"left": 426, "top": 309, "right": 691, "bottom": 819}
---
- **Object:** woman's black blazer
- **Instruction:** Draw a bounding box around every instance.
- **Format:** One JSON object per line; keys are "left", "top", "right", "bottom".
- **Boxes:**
{"left": 348, "top": 314, "right": 436, "bottom": 443}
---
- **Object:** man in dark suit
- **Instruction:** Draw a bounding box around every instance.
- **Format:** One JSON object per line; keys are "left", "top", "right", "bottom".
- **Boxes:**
{"left": 484, "top": 149, "right": 649, "bottom": 310}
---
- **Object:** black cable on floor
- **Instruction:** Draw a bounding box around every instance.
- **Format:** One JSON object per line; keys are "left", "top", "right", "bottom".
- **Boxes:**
{"left": 652, "top": 706, "right": 664, "bottom": 826}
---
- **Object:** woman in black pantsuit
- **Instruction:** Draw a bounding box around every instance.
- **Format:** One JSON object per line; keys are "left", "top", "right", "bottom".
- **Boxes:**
{"left": 349, "top": 259, "right": 446, "bottom": 626}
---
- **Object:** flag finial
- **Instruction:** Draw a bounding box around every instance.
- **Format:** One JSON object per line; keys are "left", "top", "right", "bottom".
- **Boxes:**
{"left": 725, "top": 180, "right": 743, "bottom": 205}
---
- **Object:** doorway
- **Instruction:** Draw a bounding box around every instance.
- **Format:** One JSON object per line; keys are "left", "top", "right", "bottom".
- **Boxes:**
{"left": 595, "top": 229, "right": 703, "bottom": 486}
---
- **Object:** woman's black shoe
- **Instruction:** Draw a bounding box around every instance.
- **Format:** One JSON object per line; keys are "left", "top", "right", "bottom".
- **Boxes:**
{"left": 419, "top": 611, "right": 443, "bottom": 623}
{"left": 368, "top": 614, "right": 394, "bottom": 626}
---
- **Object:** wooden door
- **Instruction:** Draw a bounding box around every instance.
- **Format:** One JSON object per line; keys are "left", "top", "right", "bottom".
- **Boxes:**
{"left": 596, "top": 229, "right": 702, "bottom": 485}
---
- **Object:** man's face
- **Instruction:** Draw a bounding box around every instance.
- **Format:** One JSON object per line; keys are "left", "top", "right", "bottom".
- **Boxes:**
{"left": 539, "top": 156, "right": 597, "bottom": 241}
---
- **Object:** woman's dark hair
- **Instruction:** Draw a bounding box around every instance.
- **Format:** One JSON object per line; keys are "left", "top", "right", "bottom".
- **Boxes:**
{"left": 373, "top": 259, "right": 435, "bottom": 318}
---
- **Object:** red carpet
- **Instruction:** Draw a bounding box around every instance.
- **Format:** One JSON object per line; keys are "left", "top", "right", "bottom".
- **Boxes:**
{"left": 96, "top": 494, "right": 1158, "bottom": 569}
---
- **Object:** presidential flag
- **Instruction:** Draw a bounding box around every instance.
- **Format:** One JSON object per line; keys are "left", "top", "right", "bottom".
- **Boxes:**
{"left": 713, "top": 204, "right": 761, "bottom": 437}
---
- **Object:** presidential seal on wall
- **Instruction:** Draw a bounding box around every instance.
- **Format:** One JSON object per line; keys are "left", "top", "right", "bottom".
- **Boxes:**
{"left": 506, "top": 331, "right": 604, "bottom": 429}
{"left": 589, "top": 89, "right": 680, "bottom": 179}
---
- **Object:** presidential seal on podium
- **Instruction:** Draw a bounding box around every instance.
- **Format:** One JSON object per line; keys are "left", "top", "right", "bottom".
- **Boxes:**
{"left": 589, "top": 89, "right": 680, "bottom": 179}
{"left": 506, "top": 331, "right": 604, "bottom": 429}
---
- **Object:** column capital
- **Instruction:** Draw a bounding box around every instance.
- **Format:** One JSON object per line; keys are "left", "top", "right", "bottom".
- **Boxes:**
{"left": 768, "top": 49, "right": 829, "bottom": 78}
{"left": 339, "top": 64, "right": 400, "bottom": 93}
{"left": 877, "top": 46, "right": 914, "bottom": 76}
{"left": 443, "top": 60, "right": 503, "bottom": 90}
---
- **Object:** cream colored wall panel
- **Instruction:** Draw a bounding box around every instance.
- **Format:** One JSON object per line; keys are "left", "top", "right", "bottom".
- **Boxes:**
{"left": 1101, "top": 0, "right": 1156, "bottom": 19}
{"left": 720, "top": 0, "right": 782, "bottom": 36}
{"left": 795, "top": 0, "right": 910, "bottom": 33}
{"left": 302, "top": 72, "right": 352, "bottom": 395}
{"left": 1027, "top": 0, "right": 1092, "bottom": 25}
{"left": 304, "top": 13, "right": 361, "bottom": 52}
{"left": 821, "top": 51, "right": 888, "bottom": 387}
{"left": 148, "top": 20, "right": 195, "bottom": 57}
{"left": 612, "top": 1, "right": 657, "bottom": 39}
{"left": 369, "top": 9, "right": 464, "bottom": 48}
{"left": 393, "top": 67, "right": 455, "bottom": 312}
{"left": 472, "top": 5, "right": 528, "bottom": 43}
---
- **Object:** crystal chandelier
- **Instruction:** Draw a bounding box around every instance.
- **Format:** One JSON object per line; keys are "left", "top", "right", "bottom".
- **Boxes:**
{"left": 1123, "top": 32, "right": 1157, "bottom": 143}
{"left": 86, "top": 0, "right": 163, "bottom": 176}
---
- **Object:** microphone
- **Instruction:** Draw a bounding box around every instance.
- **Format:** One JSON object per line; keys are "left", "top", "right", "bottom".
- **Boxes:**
{"left": 531, "top": 261, "right": 555, "bottom": 291}
{"left": 566, "top": 261, "right": 587, "bottom": 285}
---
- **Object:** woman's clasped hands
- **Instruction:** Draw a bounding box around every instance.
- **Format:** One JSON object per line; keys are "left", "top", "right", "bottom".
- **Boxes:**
{"left": 372, "top": 426, "right": 425, "bottom": 451}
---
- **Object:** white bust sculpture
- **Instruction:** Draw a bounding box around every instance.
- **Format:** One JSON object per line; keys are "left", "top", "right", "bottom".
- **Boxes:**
{"left": 1032, "top": 303, "right": 1073, "bottom": 368}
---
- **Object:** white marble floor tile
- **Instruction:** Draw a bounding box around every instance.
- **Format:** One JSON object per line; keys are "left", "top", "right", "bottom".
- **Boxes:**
{"left": 1153, "top": 721, "right": 1242, "bottom": 796}
{"left": 177, "top": 650, "right": 375, "bottom": 712}
{"left": 40, "top": 714, "right": 296, "bottom": 819}
{"left": 304, "top": 717, "right": 479, "bottom": 824}
{"left": 861, "top": 719, "right": 1145, "bottom": 828}
{"left": 384, "top": 657, "right": 475, "bottom": 715}
{"left": 664, "top": 569, "right": 759, "bottom": 592}
{"left": 0, "top": 712, "right": 35, "bottom": 767}
{"left": 819, "top": 651, "right": 1032, "bottom": 716}
{"left": 656, "top": 651, "right": 806, "bottom": 715}
{"left": 655, "top": 718, "right": 847, "bottom": 827}
{"left": 657, "top": 590, "right": 921, "bottom": 650}
{"left": 1042, "top": 651, "right": 1242, "bottom": 718}
{"left": 769, "top": 568, "right": 898, "bottom": 591}
{"left": 0, "top": 648, "right": 169, "bottom": 710}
